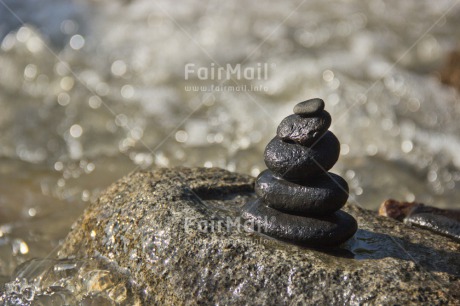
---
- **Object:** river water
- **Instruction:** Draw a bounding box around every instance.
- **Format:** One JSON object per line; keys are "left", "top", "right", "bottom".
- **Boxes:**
{"left": 1, "top": 0, "right": 460, "bottom": 302}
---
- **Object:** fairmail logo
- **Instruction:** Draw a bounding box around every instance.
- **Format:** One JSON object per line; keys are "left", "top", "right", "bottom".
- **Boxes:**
{"left": 184, "top": 215, "right": 274, "bottom": 234}
{"left": 184, "top": 63, "right": 273, "bottom": 81}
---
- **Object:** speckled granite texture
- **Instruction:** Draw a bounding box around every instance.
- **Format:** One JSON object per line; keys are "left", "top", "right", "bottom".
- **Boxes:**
{"left": 59, "top": 167, "right": 460, "bottom": 305}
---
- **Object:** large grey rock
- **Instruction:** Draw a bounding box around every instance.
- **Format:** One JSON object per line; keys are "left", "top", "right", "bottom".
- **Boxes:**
{"left": 59, "top": 168, "right": 460, "bottom": 305}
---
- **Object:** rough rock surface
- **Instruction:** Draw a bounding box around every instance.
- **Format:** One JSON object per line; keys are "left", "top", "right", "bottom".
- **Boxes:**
{"left": 60, "top": 167, "right": 460, "bottom": 305}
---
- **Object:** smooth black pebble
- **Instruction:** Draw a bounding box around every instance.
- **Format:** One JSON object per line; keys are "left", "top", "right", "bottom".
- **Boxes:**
{"left": 405, "top": 213, "right": 460, "bottom": 242}
{"left": 277, "top": 112, "right": 331, "bottom": 146}
{"left": 293, "top": 98, "right": 325, "bottom": 117}
{"left": 264, "top": 131, "right": 340, "bottom": 180}
{"left": 255, "top": 169, "right": 349, "bottom": 216}
{"left": 241, "top": 199, "right": 358, "bottom": 247}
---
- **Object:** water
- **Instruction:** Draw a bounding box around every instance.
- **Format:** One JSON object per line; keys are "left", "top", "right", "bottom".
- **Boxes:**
{"left": 1, "top": 0, "right": 460, "bottom": 302}
{"left": 1, "top": 258, "right": 140, "bottom": 305}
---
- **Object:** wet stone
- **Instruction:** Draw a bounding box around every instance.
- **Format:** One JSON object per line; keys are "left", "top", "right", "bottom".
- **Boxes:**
{"left": 264, "top": 131, "right": 340, "bottom": 180}
{"left": 256, "top": 99, "right": 356, "bottom": 247}
{"left": 241, "top": 199, "right": 358, "bottom": 247}
{"left": 379, "top": 199, "right": 460, "bottom": 242}
{"left": 293, "top": 98, "right": 325, "bottom": 117}
{"left": 277, "top": 112, "right": 331, "bottom": 145}
{"left": 255, "top": 169, "right": 349, "bottom": 216}
{"left": 56, "top": 168, "right": 460, "bottom": 305}
{"left": 404, "top": 213, "right": 460, "bottom": 242}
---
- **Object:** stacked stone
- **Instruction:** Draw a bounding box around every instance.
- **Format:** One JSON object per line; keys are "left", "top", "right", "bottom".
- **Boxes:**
{"left": 242, "top": 98, "right": 357, "bottom": 247}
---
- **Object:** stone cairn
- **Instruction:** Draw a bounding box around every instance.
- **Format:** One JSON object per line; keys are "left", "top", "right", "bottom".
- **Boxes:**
{"left": 242, "top": 98, "right": 357, "bottom": 247}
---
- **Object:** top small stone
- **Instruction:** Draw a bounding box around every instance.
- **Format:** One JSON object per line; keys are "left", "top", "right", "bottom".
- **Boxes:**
{"left": 293, "top": 98, "right": 325, "bottom": 117}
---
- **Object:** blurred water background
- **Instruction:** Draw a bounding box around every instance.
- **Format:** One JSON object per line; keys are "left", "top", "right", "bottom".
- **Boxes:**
{"left": 1, "top": 0, "right": 460, "bottom": 296}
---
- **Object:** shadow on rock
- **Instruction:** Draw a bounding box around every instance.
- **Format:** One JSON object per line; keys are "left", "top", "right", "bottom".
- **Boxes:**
{"left": 346, "top": 229, "right": 460, "bottom": 276}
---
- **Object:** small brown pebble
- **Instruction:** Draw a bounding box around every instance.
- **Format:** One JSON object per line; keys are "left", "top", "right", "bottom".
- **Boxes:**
{"left": 378, "top": 199, "right": 419, "bottom": 221}
{"left": 439, "top": 50, "right": 460, "bottom": 91}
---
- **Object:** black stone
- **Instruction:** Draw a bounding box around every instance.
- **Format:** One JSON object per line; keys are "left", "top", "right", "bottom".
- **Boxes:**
{"left": 293, "top": 98, "right": 324, "bottom": 117}
{"left": 241, "top": 199, "right": 357, "bottom": 246}
{"left": 277, "top": 112, "right": 331, "bottom": 145}
{"left": 404, "top": 213, "right": 460, "bottom": 242}
{"left": 264, "top": 131, "right": 340, "bottom": 180}
{"left": 255, "top": 169, "right": 349, "bottom": 216}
